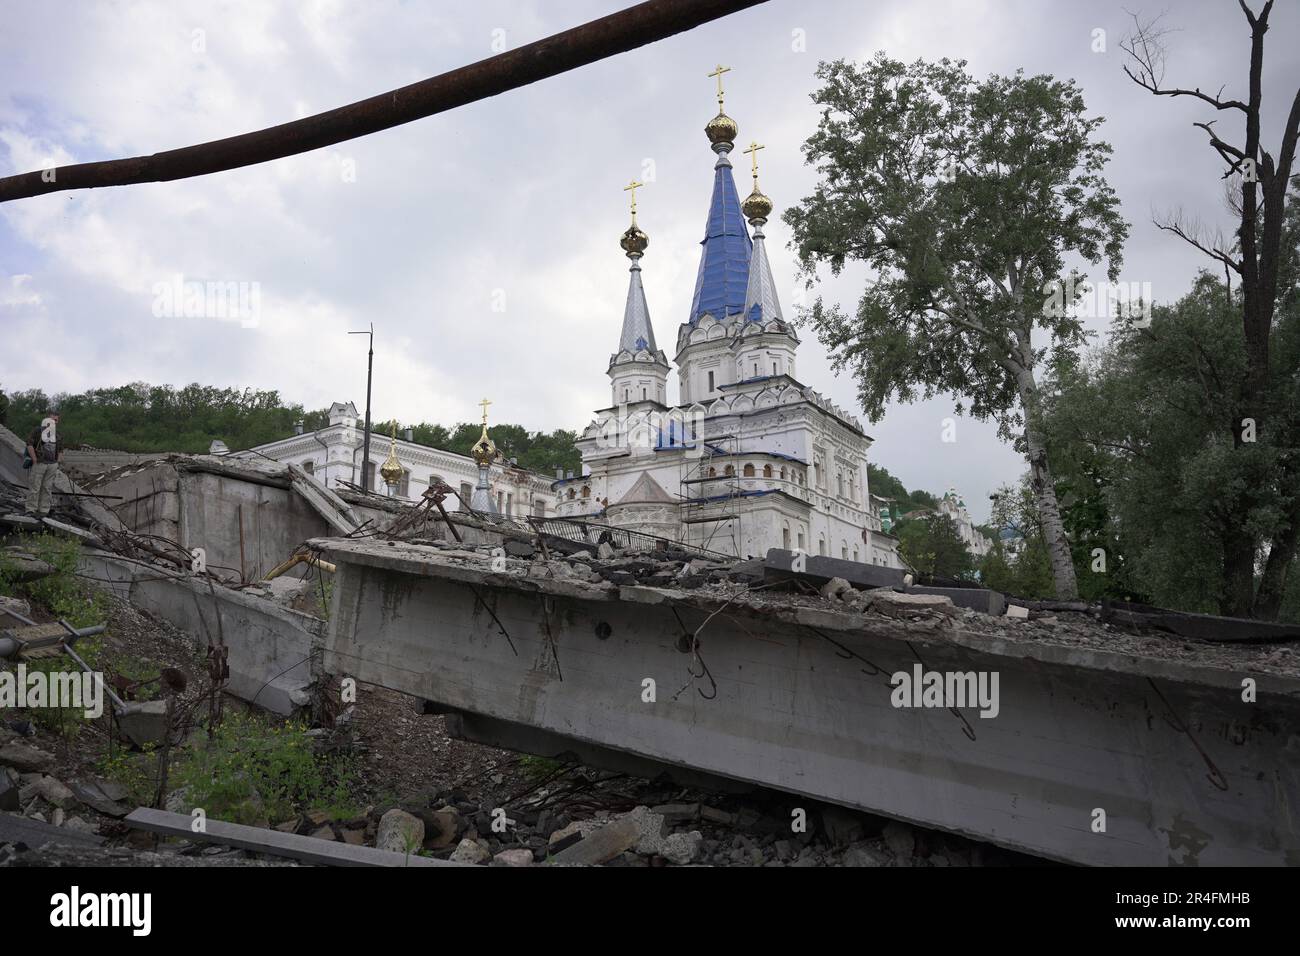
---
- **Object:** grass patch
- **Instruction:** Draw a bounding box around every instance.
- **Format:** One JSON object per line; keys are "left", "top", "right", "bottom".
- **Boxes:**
{"left": 169, "top": 712, "right": 362, "bottom": 825}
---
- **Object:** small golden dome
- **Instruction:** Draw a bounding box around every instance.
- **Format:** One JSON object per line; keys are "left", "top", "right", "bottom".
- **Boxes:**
{"left": 470, "top": 424, "right": 497, "bottom": 468}
{"left": 742, "top": 186, "right": 772, "bottom": 222}
{"left": 705, "top": 111, "right": 738, "bottom": 147}
{"left": 380, "top": 451, "right": 403, "bottom": 485}
{"left": 380, "top": 423, "right": 404, "bottom": 486}
{"left": 620, "top": 223, "right": 648, "bottom": 257}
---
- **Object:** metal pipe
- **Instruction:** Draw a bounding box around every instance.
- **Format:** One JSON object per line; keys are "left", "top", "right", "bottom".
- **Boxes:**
{"left": 0, "top": 623, "right": 107, "bottom": 660}
{"left": 0, "top": 0, "right": 766, "bottom": 203}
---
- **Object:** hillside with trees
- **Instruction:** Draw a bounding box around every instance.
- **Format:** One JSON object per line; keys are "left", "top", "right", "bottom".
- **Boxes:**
{"left": 0, "top": 382, "right": 582, "bottom": 478}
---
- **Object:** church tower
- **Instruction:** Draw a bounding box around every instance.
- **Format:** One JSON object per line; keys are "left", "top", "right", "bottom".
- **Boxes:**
{"left": 675, "top": 64, "right": 754, "bottom": 406}
{"left": 607, "top": 179, "right": 670, "bottom": 409}
{"left": 733, "top": 139, "right": 799, "bottom": 382}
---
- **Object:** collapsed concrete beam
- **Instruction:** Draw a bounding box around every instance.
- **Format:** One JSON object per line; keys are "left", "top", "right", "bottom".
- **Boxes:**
{"left": 81, "top": 549, "right": 321, "bottom": 715}
{"left": 317, "top": 537, "right": 1300, "bottom": 866}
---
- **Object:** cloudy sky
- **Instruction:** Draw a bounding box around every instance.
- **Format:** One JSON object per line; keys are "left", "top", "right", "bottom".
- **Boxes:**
{"left": 2, "top": 0, "right": 1296, "bottom": 520}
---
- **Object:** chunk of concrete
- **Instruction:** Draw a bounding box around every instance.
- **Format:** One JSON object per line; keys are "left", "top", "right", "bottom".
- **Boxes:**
{"left": 908, "top": 586, "right": 1006, "bottom": 616}
{"left": 866, "top": 589, "right": 958, "bottom": 619}
{"left": 116, "top": 700, "right": 170, "bottom": 748}
{"left": 0, "top": 770, "right": 18, "bottom": 812}
{"left": 820, "top": 577, "right": 853, "bottom": 600}
{"left": 0, "top": 741, "right": 55, "bottom": 773}
{"left": 32, "top": 775, "right": 78, "bottom": 810}
{"left": 66, "top": 778, "right": 130, "bottom": 818}
{"left": 550, "top": 816, "right": 641, "bottom": 866}
{"left": 1006, "top": 604, "right": 1030, "bottom": 619}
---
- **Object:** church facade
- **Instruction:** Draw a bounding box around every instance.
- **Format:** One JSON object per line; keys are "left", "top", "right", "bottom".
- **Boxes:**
{"left": 553, "top": 73, "right": 902, "bottom": 568}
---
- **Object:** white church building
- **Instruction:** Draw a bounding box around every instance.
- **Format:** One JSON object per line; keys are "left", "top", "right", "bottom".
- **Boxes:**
{"left": 553, "top": 76, "right": 902, "bottom": 568}
{"left": 239, "top": 400, "right": 557, "bottom": 519}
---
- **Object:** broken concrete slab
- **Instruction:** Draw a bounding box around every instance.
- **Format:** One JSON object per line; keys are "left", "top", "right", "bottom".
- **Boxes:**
{"left": 318, "top": 535, "right": 1300, "bottom": 866}
{"left": 765, "top": 548, "right": 908, "bottom": 590}
{"left": 0, "top": 551, "right": 56, "bottom": 586}
{"left": 66, "top": 778, "right": 130, "bottom": 818}
{"left": 550, "top": 816, "right": 641, "bottom": 866}
{"left": 0, "top": 770, "right": 18, "bottom": 812}
{"left": 866, "top": 589, "right": 958, "bottom": 619}
{"left": 909, "top": 586, "right": 1006, "bottom": 616}
{"left": 0, "top": 741, "right": 54, "bottom": 773}
{"left": 126, "top": 807, "right": 460, "bottom": 867}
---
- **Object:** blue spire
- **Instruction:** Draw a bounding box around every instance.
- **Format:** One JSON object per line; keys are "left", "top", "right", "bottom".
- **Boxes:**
{"left": 688, "top": 148, "right": 752, "bottom": 324}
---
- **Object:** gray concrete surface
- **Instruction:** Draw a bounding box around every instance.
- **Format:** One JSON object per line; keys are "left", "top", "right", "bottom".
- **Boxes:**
{"left": 319, "top": 538, "right": 1300, "bottom": 867}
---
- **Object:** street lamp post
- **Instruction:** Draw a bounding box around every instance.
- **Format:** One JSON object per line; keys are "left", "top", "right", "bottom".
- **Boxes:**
{"left": 348, "top": 324, "right": 374, "bottom": 492}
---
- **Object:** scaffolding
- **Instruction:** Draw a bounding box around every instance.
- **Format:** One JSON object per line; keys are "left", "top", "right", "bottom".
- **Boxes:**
{"left": 678, "top": 431, "right": 743, "bottom": 557}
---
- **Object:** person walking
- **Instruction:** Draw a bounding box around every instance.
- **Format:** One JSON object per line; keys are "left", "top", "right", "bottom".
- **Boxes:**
{"left": 25, "top": 411, "right": 64, "bottom": 517}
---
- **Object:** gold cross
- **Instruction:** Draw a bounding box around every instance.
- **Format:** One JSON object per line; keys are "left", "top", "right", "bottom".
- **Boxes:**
{"left": 743, "top": 140, "right": 765, "bottom": 181}
{"left": 623, "top": 179, "right": 644, "bottom": 221}
{"left": 707, "top": 63, "right": 731, "bottom": 109}
{"left": 478, "top": 397, "right": 492, "bottom": 426}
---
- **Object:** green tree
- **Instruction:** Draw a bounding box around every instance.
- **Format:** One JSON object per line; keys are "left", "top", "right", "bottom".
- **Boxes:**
{"left": 1120, "top": 3, "right": 1300, "bottom": 615}
{"left": 1045, "top": 267, "right": 1298, "bottom": 617}
{"left": 897, "top": 513, "right": 976, "bottom": 580}
{"left": 785, "top": 55, "right": 1128, "bottom": 600}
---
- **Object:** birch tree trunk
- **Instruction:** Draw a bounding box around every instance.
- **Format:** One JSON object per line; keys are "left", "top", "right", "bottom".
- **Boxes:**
{"left": 1015, "top": 365, "right": 1079, "bottom": 600}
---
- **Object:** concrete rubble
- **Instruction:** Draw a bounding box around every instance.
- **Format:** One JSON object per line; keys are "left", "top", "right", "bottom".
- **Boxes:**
{"left": 4, "top": 417, "right": 1300, "bottom": 866}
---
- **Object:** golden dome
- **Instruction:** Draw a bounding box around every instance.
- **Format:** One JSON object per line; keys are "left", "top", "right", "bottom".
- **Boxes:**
{"left": 705, "top": 110, "right": 738, "bottom": 147}
{"left": 470, "top": 423, "right": 497, "bottom": 468}
{"left": 620, "top": 223, "right": 648, "bottom": 257}
{"left": 380, "top": 423, "right": 404, "bottom": 486}
{"left": 742, "top": 186, "right": 772, "bottom": 222}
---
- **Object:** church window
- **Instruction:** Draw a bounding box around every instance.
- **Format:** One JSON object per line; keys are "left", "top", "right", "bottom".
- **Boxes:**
{"left": 797, "top": 532, "right": 805, "bottom": 550}
{"left": 753, "top": 362, "right": 758, "bottom": 377}
{"left": 581, "top": 485, "right": 591, "bottom": 498}
{"left": 724, "top": 464, "right": 735, "bottom": 477}
{"left": 642, "top": 387, "right": 647, "bottom": 401}
{"left": 506, "top": 493, "right": 513, "bottom": 516}
{"left": 837, "top": 473, "right": 844, "bottom": 496}
{"left": 841, "top": 543, "right": 848, "bottom": 560}
{"left": 773, "top": 362, "right": 779, "bottom": 375}
{"left": 782, "top": 526, "right": 791, "bottom": 549}
{"left": 301, "top": 459, "right": 314, "bottom": 474}
{"left": 533, "top": 499, "right": 545, "bottom": 517}
{"left": 707, "top": 467, "right": 717, "bottom": 478}
{"left": 743, "top": 464, "right": 755, "bottom": 477}
{"left": 853, "top": 548, "right": 860, "bottom": 562}
{"left": 623, "top": 388, "right": 629, "bottom": 402}
{"left": 707, "top": 370, "right": 715, "bottom": 393}
{"left": 567, "top": 488, "right": 576, "bottom": 500}
{"left": 818, "top": 536, "right": 826, "bottom": 556}
{"left": 763, "top": 464, "right": 773, "bottom": 478}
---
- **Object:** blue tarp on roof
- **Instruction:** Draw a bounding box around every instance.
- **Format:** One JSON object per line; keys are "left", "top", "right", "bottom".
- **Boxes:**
{"left": 688, "top": 162, "right": 752, "bottom": 324}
